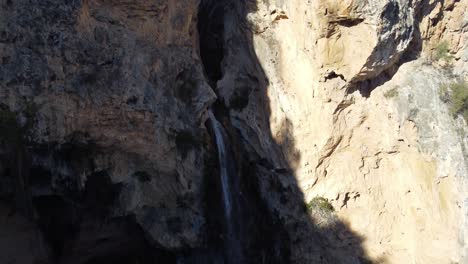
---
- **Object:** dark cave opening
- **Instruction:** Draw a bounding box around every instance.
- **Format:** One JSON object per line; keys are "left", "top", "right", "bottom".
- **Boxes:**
{"left": 33, "top": 195, "right": 78, "bottom": 259}
{"left": 0, "top": 141, "right": 178, "bottom": 264}
{"left": 30, "top": 167, "right": 178, "bottom": 264}
{"left": 198, "top": 0, "right": 226, "bottom": 86}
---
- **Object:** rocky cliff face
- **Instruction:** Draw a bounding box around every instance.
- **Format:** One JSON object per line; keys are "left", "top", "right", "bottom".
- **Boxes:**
{"left": 238, "top": 0, "right": 468, "bottom": 263}
{"left": 0, "top": 0, "right": 467, "bottom": 263}
{"left": 1, "top": 0, "right": 214, "bottom": 262}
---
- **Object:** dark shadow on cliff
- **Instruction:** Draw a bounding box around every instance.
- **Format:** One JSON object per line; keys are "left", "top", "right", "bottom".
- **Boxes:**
{"left": 199, "top": 0, "right": 388, "bottom": 263}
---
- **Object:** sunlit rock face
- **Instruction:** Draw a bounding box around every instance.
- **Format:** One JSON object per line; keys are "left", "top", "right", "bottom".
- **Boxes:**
{"left": 233, "top": 0, "right": 467, "bottom": 263}
{"left": 0, "top": 0, "right": 467, "bottom": 263}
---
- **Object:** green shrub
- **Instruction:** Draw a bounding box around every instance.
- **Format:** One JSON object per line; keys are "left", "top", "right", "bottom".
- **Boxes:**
{"left": 0, "top": 106, "right": 22, "bottom": 144}
{"left": 439, "top": 83, "right": 450, "bottom": 103}
{"left": 229, "top": 85, "right": 250, "bottom": 111}
{"left": 132, "top": 171, "right": 151, "bottom": 182}
{"left": 384, "top": 87, "right": 399, "bottom": 98}
{"left": 174, "top": 129, "right": 201, "bottom": 158}
{"left": 439, "top": 81, "right": 468, "bottom": 122}
{"left": 434, "top": 41, "right": 453, "bottom": 62}
{"left": 0, "top": 103, "right": 38, "bottom": 146}
{"left": 306, "top": 196, "right": 334, "bottom": 213}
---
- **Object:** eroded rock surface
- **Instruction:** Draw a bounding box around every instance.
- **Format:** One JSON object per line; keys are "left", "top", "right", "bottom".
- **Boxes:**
{"left": 0, "top": 0, "right": 467, "bottom": 263}
{"left": 0, "top": 0, "right": 215, "bottom": 262}
{"left": 224, "top": 0, "right": 467, "bottom": 263}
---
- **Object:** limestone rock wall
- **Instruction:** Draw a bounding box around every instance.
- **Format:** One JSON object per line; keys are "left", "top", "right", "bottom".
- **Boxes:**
{"left": 233, "top": 0, "right": 467, "bottom": 263}
{"left": 0, "top": 0, "right": 467, "bottom": 263}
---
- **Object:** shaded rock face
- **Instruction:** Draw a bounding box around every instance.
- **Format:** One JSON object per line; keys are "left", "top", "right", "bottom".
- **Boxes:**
{"left": 0, "top": 0, "right": 291, "bottom": 263}
{"left": 0, "top": 0, "right": 214, "bottom": 262}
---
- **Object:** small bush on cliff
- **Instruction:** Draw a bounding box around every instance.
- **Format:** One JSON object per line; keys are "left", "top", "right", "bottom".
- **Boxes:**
{"left": 0, "top": 106, "right": 23, "bottom": 144}
{"left": 384, "top": 87, "right": 399, "bottom": 98}
{"left": 434, "top": 41, "right": 453, "bottom": 63}
{"left": 307, "top": 196, "right": 334, "bottom": 213}
{"left": 439, "top": 81, "right": 468, "bottom": 123}
{"left": 0, "top": 102, "right": 38, "bottom": 146}
{"left": 439, "top": 84, "right": 451, "bottom": 103}
{"left": 229, "top": 85, "right": 250, "bottom": 111}
{"left": 174, "top": 129, "right": 201, "bottom": 158}
{"left": 132, "top": 171, "right": 152, "bottom": 182}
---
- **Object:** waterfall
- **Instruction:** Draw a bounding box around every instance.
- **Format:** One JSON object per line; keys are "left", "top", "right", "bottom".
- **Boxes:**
{"left": 208, "top": 110, "right": 233, "bottom": 220}
{"left": 207, "top": 110, "right": 242, "bottom": 264}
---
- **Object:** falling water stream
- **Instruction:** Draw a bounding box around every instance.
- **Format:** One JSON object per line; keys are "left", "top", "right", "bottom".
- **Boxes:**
{"left": 207, "top": 110, "right": 243, "bottom": 264}
{"left": 208, "top": 110, "right": 233, "bottom": 220}
{"left": 197, "top": 1, "right": 244, "bottom": 262}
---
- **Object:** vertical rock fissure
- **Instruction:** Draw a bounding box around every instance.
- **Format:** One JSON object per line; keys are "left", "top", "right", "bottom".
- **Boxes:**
{"left": 197, "top": 1, "right": 245, "bottom": 263}
{"left": 197, "top": 1, "right": 290, "bottom": 263}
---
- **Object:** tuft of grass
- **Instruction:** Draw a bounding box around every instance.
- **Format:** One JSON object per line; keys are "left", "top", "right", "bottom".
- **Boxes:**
{"left": 434, "top": 41, "right": 453, "bottom": 63}
{"left": 384, "top": 87, "right": 399, "bottom": 98}
{"left": 306, "top": 196, "right": 335, "bottom": 213}
{"left": 439, "top": 81, "right": 468, "bottom": 123}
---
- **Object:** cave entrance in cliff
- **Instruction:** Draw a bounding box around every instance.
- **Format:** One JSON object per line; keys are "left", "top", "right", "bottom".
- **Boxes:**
{"left": 27, "top": 165, "right": 178, "bottom": 264}
{"left": 198, "top": 0, "right": 225, "bottom": 86}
